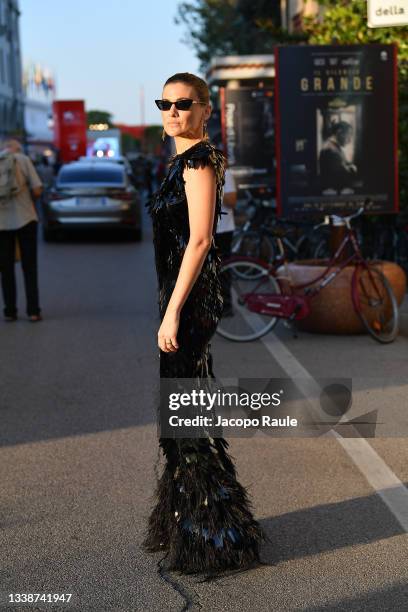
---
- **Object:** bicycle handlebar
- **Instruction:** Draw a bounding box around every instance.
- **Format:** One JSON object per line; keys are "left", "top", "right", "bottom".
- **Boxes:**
{"left": 318, "top": 205, "right": 366, "bottom": 229}
{"left": 243, "top": 189, "right": 274, "bottom": 208}
{"left": 331, "top": 206, "right": 364, "bottom": 226}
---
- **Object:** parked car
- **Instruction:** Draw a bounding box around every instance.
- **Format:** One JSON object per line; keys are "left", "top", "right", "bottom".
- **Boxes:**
{"left": 78, "top": 155, "right": 133, "bottom": 174}
{"left": 42, "top": 161, "right": 142, "bottom": 241}
{"left": 78, "top": 155, "right": 139, "bottom": 187}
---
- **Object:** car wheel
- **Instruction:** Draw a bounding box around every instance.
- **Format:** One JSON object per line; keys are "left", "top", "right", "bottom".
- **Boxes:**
{"left": 127, "top": 228, "right": 142, "bottom": 241}
{"left": 42, "top": 227, "right": 56, "bottom": 242}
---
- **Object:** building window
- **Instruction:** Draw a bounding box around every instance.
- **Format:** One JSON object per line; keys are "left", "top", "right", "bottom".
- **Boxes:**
{"left": 7, "top": 51, "right": 14, "bottom": 89}
{"left": 0, "top": 49, "right": 4, "bottom": 83}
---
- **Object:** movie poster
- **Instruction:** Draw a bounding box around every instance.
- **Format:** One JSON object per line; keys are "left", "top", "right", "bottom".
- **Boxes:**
{"left": 274, "top": 44, "right": 398, "bottom": 217}
{"left": 220, "top": 88, "right": 275, "bottom": 191}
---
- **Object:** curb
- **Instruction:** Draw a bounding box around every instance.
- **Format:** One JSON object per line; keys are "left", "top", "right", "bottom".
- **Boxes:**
{"left": 400, "top": 296, "right": 408, "bottom": 337}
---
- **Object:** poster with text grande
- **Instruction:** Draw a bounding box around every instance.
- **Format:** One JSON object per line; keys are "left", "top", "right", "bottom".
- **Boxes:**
{"left": 274, "top": 44, "right": 398, "bottom": 217}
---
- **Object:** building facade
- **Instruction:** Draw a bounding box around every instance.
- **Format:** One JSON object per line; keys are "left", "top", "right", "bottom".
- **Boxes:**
{"left": 0, "top": 0, "right": 24, "bottom": 138}
{"left": 280, "top": 0, "right": 320, "bottom": 33}
{"left": 23, "top": 62, "right": 56, "bottom": 157}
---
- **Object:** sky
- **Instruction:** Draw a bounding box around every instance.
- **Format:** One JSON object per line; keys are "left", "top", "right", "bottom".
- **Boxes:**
{"left": 20, "top": 0, "right": 201, "bottom": 125}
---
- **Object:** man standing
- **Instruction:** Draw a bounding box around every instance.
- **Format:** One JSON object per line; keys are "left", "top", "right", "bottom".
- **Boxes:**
{"left": 0, "top": 140, "right": 43, "bottom": 321}
{"left": 215, "top": 166, "right": 237, "bottom": 317}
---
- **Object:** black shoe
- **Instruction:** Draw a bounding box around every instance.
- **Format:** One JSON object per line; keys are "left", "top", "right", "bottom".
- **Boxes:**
{"left": 4, "top": 315, "right": 17, "bottom": 322}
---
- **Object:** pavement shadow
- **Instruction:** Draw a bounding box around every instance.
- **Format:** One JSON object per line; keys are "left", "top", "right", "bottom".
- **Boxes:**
{"left": 259, "top": 487, "right": 405, "bottom": 565}
{"left": 0, "top": 376, "right": 158, "bottom": 447}
{"left": 303, "top": 581, "right": 408, "bottom": 611}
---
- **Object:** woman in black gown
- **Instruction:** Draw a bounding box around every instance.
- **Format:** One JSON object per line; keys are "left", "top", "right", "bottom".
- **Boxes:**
{"left": 144, "top": 72, "right": 265, "bottom": 574}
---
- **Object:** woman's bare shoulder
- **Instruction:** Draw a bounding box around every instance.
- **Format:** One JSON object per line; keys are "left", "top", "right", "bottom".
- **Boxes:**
{"left": 180, "top": 141, "right": 225, "bottom": 186}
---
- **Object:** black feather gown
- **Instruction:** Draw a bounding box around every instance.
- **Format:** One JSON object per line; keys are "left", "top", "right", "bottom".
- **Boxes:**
{"left": 144, "top": 139, "right": 265, "bottom": 574}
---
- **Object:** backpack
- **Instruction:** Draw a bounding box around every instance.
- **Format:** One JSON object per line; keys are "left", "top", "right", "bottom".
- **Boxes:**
{"left": 0, "top": 151, "right": 19, "bottom": 204}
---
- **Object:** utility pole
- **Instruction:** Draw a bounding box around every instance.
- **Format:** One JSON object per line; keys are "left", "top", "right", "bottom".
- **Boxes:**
{"left": 140, "top": 85, "right": 146, "bottom": 153}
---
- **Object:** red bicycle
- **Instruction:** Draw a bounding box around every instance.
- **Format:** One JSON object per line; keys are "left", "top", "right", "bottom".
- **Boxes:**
{"left": 217, "top": 208, "right": 399, "bottom": 344}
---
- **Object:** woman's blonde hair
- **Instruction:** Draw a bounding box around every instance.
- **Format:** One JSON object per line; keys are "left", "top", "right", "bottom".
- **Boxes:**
{"left": 164, "top": 72, "right": 210, "bottom": 103}
{"left": 163, "top": 72, "right": 210, "bottom": 140}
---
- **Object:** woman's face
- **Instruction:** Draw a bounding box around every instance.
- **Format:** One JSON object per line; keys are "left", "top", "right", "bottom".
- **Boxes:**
{"left": 161, "top": 82, "right": 211, "bottom": 139}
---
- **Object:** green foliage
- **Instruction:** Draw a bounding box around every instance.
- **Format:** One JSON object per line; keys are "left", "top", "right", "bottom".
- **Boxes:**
{"left": 144, "top": 125, "right": 162, "bottom": 139}
{"left": 175, "top": 0, "right": 408, "bottom": 208}
{"left": 87, "top": 110, "right": 113, "bottom": 127}
{"left": 143, "top": 126, "right": 163, "bottom": 154}
{"left": 121, "top": 133, "right": 140, "bottom": 155}
{"left": 303, "top": 0, "right": 408, "bottom": 209}
{"left": 175, "top": 0, "right": 304, "bottom": 71}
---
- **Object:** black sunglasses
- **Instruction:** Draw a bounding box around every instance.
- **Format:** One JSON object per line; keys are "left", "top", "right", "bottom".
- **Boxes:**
{"left": 155, "top": 98, "right": 206, "bottom": 111}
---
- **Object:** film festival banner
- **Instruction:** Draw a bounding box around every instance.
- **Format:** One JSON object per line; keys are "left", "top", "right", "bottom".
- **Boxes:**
{"left": 220, "top": 87, "right": 275, "bottom": 189}
{"left": 274, "top": 44, "right": 398, "bottom": 217}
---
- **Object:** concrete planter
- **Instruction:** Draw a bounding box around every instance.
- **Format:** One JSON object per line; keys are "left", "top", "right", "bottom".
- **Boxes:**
{"left": 276, "top": 260, "right": 406, "bottom": 334}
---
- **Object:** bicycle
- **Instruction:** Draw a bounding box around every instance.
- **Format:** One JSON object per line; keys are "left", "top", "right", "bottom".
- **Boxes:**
{"left": 368, "top": 214, "right": 408, "bottom": 277}
{"left": 217, "top": 207, "right": 399, "bottom": 344}
{"left": 232, "top": 193, "right": 331, "bottom": 265}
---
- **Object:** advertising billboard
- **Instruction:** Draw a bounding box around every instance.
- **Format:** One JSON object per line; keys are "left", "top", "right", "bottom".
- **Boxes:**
{"left": 274, "top": 44, "right": 398, "bottom": 217}
{"left": 53, "top": 100, "right": 87, "bottom": 163}
{"left": 220, "top": 87, "right": 275, "bottom": 191}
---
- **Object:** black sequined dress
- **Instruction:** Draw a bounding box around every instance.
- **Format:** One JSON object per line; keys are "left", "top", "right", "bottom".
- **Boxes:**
{"left": 144, "top": 140, "right": 265, "bottom": 573}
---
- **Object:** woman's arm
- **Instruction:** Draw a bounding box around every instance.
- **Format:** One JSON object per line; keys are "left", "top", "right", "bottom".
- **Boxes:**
{"left": 157, "top": 164, "right": 216, "bottom": 352}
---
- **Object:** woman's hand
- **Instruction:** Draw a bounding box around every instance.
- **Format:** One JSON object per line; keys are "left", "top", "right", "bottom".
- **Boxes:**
{"left": 158, "top": 309, "right": 180, "bottom": 352}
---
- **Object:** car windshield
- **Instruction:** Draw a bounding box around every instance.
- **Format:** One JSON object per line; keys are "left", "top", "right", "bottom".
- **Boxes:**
{"left": 58, "top": 167, "right": 125, "bottom": 185}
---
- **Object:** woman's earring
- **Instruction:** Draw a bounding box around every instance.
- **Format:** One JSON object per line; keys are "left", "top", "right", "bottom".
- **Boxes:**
{"left": 203, "top": 121, "right": 209, "bottom": 140}
{"left": 162, "top": 128, "right": 166, "bottom": 141}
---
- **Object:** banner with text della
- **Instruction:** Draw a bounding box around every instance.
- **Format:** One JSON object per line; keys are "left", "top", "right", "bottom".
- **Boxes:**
{"left": 274, "top": 44, "right": 398, "bottom": 217}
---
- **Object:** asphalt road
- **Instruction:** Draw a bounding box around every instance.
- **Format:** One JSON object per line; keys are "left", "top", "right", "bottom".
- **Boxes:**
{"left": 1, "top": 210, "right": 408, "bottom": 611}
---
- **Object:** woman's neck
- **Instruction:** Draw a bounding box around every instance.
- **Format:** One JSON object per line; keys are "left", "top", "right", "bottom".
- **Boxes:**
{"left": 174, "top": 136, "right": 204, "bottom": 155}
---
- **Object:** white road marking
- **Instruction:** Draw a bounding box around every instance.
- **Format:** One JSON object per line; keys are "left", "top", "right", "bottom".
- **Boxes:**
{"left": 333, "top": 433, "right": 408, "bottom": 531}
{"left": 248, "top": 317, "right": 408, "bottom": 532}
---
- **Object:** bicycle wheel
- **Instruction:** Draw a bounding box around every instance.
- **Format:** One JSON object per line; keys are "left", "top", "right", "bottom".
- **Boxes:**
{"left": 313, "top": 236, "right": 330, "bottom": 259}
{"left": 216, "top": 260, "right": 281, "bottom": 342}
{"left": 396, "top": 230, "right": 408, "bottom": 277}
{"left": 230, "top": 231, "right": 275, "bottom": 280}
{"left": 231, "top": 230, "right": 275, "bottom": 263}
{"left": 352, "top": 265, "right": 399, "bottom": 343}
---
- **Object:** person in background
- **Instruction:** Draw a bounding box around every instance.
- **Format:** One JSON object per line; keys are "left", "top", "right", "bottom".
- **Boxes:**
{"left": 144, "top": 158, "right": 153, "bottom": 197}
{"left": 0, "top": 139, "right": 43, "bottom": 322}
{"left": 53, "top": 148, "right": 62, "bottom": 176}
{"left": 34, "top": 155, "right": 54, "bottom": 221}
{"left": 215, "top": 165, "right": 237, "bottom": 317}
{"left": 155, "top": 155, "right": 166, "bottom": 187}
{"left": 35, "top": 155, "right": 54, "bottom": 191}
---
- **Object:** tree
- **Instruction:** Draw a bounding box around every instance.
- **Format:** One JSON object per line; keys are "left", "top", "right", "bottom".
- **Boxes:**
{"left": 175, "top": 0, "right": 304, "bottom": 71}
{"left": 143, "top": 125, "right": 163, "bottom": 154}
{"left": 87, "top": 110, "right": 113, "bottom": 127}
{"left": 303, "top": 0, "right": 408, "bottom": 209}
{"left": 121, "top": 133, "right": 140, "bottom": 155}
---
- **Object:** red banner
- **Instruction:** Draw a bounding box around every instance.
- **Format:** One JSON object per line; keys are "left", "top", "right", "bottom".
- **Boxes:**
{"left": 53, "top": 100, "right": 87, "bottom": 163}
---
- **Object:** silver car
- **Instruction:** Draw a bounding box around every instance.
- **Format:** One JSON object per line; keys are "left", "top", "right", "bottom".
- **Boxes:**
{"left": 43, "top": 161, "right": 142, "bottom": 241}
{"left": 78, "top": 155, "right": 135, "bottom": 180}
